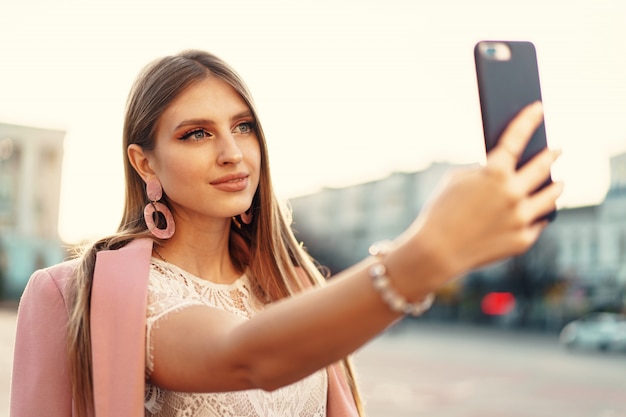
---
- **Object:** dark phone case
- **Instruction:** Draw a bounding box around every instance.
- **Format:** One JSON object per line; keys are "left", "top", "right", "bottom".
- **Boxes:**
{"left": 474, "top": 40, "right": 556, "bottom": 221}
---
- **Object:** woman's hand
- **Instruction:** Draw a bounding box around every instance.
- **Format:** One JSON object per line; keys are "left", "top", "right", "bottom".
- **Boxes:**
{"left": 386, "top": 101, "right": 563, "bottom": 297}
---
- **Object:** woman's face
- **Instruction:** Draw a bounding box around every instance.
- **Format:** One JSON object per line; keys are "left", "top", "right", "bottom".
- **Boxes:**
{"left": 148, "top": 76, "right": 261, "bottom": 224}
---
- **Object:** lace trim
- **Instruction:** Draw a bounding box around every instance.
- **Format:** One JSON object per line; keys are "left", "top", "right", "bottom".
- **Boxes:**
{"left": 144, "top": 259, "right": 328, "bottom": 417}
{"left": 145, "top": 384, "right": 165, "bottom": 414}
{"left": 145, "top": 260, "right": 265, "bottom": 375}
{"left": 145, "top": 370, "right": 327, "bottom": 417}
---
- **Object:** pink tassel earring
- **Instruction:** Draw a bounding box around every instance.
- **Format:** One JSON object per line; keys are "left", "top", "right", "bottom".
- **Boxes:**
{"left": 144, "top": 178, "right": 175, "bottom": 239}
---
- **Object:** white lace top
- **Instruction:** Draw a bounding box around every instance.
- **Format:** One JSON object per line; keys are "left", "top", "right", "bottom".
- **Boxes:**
{"left": 144, "top": 258, "right": 328, "bottom": 417}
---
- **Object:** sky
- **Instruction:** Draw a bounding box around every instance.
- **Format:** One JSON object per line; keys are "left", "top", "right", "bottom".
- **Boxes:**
{"left": 1, "top": 0, "right": 625, "bottom": 244}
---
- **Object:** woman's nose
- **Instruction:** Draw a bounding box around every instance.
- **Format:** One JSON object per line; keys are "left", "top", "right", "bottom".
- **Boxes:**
{"left": 216, "top": 134, "right": 243, "bottom": 165}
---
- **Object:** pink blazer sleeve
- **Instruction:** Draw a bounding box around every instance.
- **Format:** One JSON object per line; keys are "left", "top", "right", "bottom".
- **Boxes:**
{"left": 10, "top": 263, "right": 75, "bottom": 417}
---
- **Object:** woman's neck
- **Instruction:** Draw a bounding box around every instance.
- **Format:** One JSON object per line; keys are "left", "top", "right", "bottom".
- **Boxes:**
{"left": 153, "top": 218, "right": 241, "bottom": 285}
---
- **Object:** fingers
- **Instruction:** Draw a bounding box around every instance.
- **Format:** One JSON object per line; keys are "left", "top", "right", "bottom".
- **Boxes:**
{"left": 507, "top": 148, "right": 562, "bottom": 225}
{"left": 487, "top": 101, "right": 544, "bottom": 171}
{"left": 523, "top": 180, "right": 564, "bottom": 221}
{"left": 515, "top": 148, "right": 561, "bottom": 195}
{"left": 484, "top": 100, "right": 560, "bottom": 206}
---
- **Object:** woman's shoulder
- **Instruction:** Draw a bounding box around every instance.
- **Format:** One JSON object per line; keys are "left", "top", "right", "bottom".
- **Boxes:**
{"left": 30, "top": 238, "right": 152, "bottom": 285}
{"left": 28, "top": 258, "right": 80, "bottom": 291}
{"left": 44, "top": 258, "right": 80, "bottom": 274}
{"left": 18, "top": 258, "right": 81, "bottom": 314}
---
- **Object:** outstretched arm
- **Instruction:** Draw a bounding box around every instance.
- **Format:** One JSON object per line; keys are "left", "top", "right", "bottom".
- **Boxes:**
{"left": 148, "top": 101, "right": 562, "bottom": 393}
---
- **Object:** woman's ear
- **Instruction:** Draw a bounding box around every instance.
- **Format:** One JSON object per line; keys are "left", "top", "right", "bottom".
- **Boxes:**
{"left": 127, "top": 144, "right": 155, "bottom": 182}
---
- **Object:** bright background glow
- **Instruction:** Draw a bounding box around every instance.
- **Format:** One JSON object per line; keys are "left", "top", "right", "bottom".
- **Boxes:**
{"left": 1, "top": 0, "right": 625, "bottom": 244}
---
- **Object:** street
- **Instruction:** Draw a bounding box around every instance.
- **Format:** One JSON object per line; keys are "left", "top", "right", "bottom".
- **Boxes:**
{"left": 1, "top": 308, "right": 625, "bottom": 417}
{"left": 354, "top": 320, "right": 626, "bottom": 417}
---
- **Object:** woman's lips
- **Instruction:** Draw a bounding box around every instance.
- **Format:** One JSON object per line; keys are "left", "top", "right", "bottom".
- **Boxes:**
{"left": 210, "top": 173, "right": 249, "bottom": 192}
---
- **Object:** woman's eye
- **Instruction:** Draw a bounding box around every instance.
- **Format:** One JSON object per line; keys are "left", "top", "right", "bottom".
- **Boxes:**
{"left": 180, "top": 128, "right": 211, "bottom": 141}
{"left": 234, "top": 122, "right": 255, "bottom": 134}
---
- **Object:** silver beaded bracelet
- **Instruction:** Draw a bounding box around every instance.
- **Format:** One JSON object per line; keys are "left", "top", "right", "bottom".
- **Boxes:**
{"left": 368, "top": 241, "right": 435, "bottom": 317}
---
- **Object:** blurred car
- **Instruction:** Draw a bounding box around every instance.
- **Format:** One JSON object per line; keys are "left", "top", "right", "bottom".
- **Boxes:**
{"left": 559, "top": 312, "right": 626, "bottom": 352}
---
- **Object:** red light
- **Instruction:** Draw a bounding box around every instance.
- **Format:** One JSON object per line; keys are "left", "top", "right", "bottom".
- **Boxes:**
{"left": 481, "top": 292, "right": 516, "bottom": 316}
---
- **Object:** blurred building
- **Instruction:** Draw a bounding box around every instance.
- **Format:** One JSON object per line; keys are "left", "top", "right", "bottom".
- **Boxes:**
{"left": 0, "top": 122, "right": 66, "bottom": 299}
{"left": 289, "top": 152, "right": 626, "bottom": 316}
{"left": 545, "top": 152, "right": 626, "bottom": 308}
{"left": 289, "top": 161, "right": 472, "bottom": 272}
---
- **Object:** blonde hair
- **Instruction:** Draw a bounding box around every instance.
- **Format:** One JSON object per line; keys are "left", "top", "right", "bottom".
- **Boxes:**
{"left": 65, "top": 50, "right": 364, "bottom": 416}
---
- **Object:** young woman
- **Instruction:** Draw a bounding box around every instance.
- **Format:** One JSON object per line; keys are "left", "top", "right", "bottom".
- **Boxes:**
{"left": 10, "top": 50, "right": 562, "bottom": 417}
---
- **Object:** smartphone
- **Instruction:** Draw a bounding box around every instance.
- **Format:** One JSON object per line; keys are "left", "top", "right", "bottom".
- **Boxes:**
{"left": 474, "top": 40, "right": 556, "bottom": 221}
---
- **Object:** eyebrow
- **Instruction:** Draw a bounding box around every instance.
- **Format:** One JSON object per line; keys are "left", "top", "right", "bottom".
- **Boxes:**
{"left": 173, "top": 111, "right": 254, "bottom": 132}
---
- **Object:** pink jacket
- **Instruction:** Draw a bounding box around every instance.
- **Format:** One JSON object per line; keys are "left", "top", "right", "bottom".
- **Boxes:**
{"left": 10, "top": 238, "right": 358, "bottom": 417}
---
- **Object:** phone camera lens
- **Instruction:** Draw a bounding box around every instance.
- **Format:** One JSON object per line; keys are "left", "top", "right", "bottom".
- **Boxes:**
{"left": 478, "top": 42, "right": 511, "bottom": 61}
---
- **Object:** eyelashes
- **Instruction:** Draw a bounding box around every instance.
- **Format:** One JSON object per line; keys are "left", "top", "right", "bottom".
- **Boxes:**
{"left": 179, "top": 128, "right": 212, "bottom": 141}
{"left": 235, "top": 121, "right": 256, "bottom": 134}
{"left": 177, "top": 121, "right": 257, "bottom": 141}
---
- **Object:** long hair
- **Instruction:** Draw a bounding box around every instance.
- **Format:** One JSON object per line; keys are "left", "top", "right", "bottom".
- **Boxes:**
{"left": 65, "top": 50, "right": 364, "bottom": 417}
